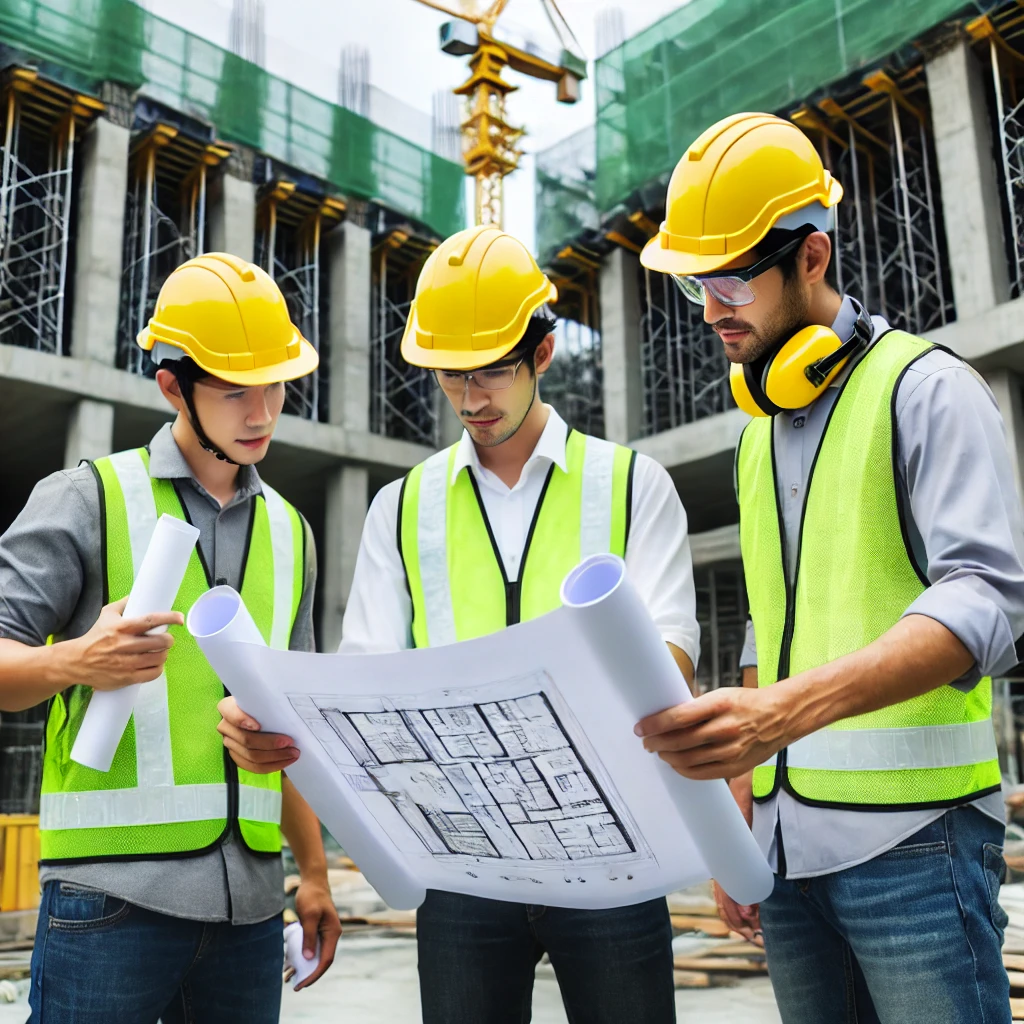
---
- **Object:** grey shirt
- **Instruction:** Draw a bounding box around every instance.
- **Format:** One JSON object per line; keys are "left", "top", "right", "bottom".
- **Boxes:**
{"left": 0, "top": 424, "right": 317, "bottom": 924}
{"left": 740, "top": 297, "right": 1024, "bottom": 878}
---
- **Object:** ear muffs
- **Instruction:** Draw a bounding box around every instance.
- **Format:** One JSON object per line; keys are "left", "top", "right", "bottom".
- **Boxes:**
{"left": 729, "top": 310, "right": 873, "bottom": 417}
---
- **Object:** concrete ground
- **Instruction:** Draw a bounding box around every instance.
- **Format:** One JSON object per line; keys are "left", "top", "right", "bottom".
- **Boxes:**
{"left": 0, "top": 932, "right": 781, "bottom": 1023}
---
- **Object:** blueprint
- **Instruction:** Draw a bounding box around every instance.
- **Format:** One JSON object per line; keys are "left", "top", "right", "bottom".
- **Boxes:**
{"left": 290, "top": 680, "right": 645, "bottom": 870}
{"left": 190, "top": 554, "right": 774, "bottom": 910}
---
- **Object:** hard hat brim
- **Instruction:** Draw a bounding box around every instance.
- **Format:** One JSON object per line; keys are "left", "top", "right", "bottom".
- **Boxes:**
{"left": 140, "top": 327, "right": 321, "bottom": 387}
{"left": 401, "top": 329, "right": 525, "bottom": 372}
{"left": 639, "top": 236, "right": 743, "bottom": 276}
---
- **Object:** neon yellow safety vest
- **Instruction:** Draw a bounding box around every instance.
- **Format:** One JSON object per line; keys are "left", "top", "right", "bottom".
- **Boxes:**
{"left": 737, "top": 331, "right": 1000, "bottom": 810}
{"left": 399, "top": 430, "right": 636, "bottom": 645}
{"left": 39, "top": 447, "right": 305, "bottom": 862}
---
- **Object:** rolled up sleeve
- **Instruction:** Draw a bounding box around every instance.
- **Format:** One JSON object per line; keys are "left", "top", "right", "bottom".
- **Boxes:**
{"left": 897, "top": 360, "right": 1024, "bottom": 685}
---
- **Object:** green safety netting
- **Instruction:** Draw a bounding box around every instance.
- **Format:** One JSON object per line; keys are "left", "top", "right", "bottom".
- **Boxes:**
{"left": 593, "top": 0, "right": 987, "bottom": 214}
{"left": 0, "top": 0, "right": 465, "bottom": 237}
{"left": 535, "top": 125, "right": 597, "bottom": 267}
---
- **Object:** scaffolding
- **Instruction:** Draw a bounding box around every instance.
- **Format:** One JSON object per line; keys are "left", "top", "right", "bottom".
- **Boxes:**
{"left": 370, "top": 229, "right": 438, "bottom": 447}
{"left": 255, "top": 180, "right": 344, "bottom": 422}
{"left": 640, "top": 263, "right": 731, "bottom": 436}
{"left": 0, "top": 708, "right": 45, "bottom": 815}
{"left": 694, "top": 563, "right": 748, "bottom": 693}
{"left": 0, "top": 68, "right": 101, "bottom": 355}
{"left": 972, "top": 9, "right": 1024, "bottom": 299}
{"left": 117, "top": 124, "right": 230, "bottom": 375}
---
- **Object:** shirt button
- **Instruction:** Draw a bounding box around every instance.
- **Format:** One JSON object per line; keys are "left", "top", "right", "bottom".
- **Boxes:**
{"left": 791, "top": 485, "right": 799, "bottom": 498}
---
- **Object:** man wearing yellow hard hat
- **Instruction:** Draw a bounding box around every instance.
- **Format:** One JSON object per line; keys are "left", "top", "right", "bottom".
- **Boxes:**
{"left": 219, "top": 224, "right": 701, "bottom": 1022}
{"left": 635, "top": 112, "right": 1024, "bottom": 1021}
{"left": 0, "top": 253, "right": 340, "bottom": 1021}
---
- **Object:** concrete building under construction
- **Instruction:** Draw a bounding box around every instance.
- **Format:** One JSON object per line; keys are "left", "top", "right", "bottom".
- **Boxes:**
{"left": 0, "top": 0, "right": 471, "bottom": 817}
{"left": 535, "top": 0, "right": 1024, "bottom": 711}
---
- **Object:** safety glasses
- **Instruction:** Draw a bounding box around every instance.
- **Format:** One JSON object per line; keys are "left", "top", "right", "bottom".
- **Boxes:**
{"left": 673, "top": 234, "right": 807, "bottom": 308}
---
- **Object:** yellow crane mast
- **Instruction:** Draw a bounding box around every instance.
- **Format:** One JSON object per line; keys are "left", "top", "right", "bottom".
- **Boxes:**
{"left": 412, "top": 0, "right": 586, "bottom": 227}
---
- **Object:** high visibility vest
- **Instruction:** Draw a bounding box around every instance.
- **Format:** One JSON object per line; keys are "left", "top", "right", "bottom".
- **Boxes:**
{"left": 39, "top": 447, "right": 305, "bottom": 862}
{"left": 399, "top": 430, "right": 636, "bottom": 646}
{"left": 737, "top": 331, "right": 1001, "bottom": 810}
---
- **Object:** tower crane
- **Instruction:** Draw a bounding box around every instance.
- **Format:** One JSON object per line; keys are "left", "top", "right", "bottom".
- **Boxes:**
{"left": 411, "top": 0, "right": 586, "bottom": 227}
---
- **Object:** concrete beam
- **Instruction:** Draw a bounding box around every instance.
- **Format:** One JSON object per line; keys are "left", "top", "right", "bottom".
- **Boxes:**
{"left": 926, "top": 39, "right": 1009, "bottom": 319}
{"left": 925, "top": 295, "right": 1024, "bottom": 370}
{"left": 0, "top": 345, "right": 432, "bottom": 473}
{"left": 321, "top": 466, "right": 369, "bottom": 652}
{"left": 64, "top": 399, "right": 115, "bottom": 468}
{"left": 70, "top": 116, "right": 130, "bottom": 365}
{"left": 600, "top": 247, "right": 643, "bottom": 444}
{"left": 631, "top": 407, "right": 748, "bottom": 471}
{"left": 690, "top": 524, "right": 741, "bottom": 567}
{"left": 207, "top": 172, "right": 256, "bottom": 261}
{"left": 327, "top": 221, "right": 372, "bottom": 431}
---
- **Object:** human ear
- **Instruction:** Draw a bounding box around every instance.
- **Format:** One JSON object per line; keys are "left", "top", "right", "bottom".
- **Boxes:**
{"left": 534, "top": 333, "right": 556, "bottom": 375}
{"left": 155, "top": 368, "right": 184, "bottom": 412}
{"left": 802, "top": 232, "right": 832, "bottom": 287}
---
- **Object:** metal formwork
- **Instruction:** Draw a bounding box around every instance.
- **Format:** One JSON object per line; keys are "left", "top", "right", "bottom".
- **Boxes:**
{"left": 117, "top": 125, "right": 230, "bottom": 374}
{"left": 255, "top": 180, "right": 344, "bottom": 422}
{"left": 694, "top": 563, "right": 748, "bottom": 693}
{"left": 370, "top": 229, "right": 439, "bottom": 447}
{"left": 0, "top": 69, "right": 101, "bottom": 355}
{"left": 640, "top": 263, "right": 731, "bottom": 436}
{"left": 973, "top": 9, "right": 1024, "bottom": 299}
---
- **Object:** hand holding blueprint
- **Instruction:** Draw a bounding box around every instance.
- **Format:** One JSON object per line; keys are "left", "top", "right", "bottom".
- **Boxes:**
{"left": 189, "top": 554, "right": 773, "bottom": 911}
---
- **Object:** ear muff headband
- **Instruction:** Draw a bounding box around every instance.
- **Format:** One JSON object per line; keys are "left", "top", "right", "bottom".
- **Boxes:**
{"left": 729, "top": 306, "right": 873, "bottom": 418}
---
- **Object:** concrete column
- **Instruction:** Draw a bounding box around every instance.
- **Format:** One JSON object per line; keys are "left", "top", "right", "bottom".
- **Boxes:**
{"left": 984, "top": 368, "right": 1024, "bottom": 504}
{"left": 327, "top": 221, "right": 372, "bottom": 431}
{"left": 599, "top": 246, "right": 644, "bottom": 444}
{"left": 64, "top": 399, "right": 115, "bottom": 468}
{"left": 321, "top": 465, "right": 369, "bottom": 652}
{"left": 437, "top": 391, "right": 463, "bottom": 449}
{"left": 207, "top": 172, "right": 256, "bottom": 260}
{"left": 926, "top": 38, "right": 1009, "bottom": 320}
{"left": 70, "top": 116, "right": 130, "bottom": 364}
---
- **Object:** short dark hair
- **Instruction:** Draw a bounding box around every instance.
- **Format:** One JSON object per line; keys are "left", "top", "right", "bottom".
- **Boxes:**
{"left": 754, "top": 225, "right": 835, "bottom": 285}
{"left": 504, "top": 306, "right": 557, "bottom": 374}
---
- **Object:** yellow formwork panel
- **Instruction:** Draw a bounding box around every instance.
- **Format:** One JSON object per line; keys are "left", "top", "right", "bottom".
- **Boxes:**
{"left": 0, "top": 814, "right": 41, "bottom": 912}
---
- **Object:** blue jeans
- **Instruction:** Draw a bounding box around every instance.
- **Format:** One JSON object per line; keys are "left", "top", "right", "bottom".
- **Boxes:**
{"left": 28, "top": 881, "right": 284, "bottom": 1023}
{"left": 416, "top": 891, "right": 675, "bottom": 1024}
{"left": 760, "top": 806, "right": 1010, "bottom": 1024}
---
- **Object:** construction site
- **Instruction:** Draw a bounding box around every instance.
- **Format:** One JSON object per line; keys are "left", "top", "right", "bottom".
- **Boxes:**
{"left": 3, "top": 0, "right": 1024, "bottom": 1019}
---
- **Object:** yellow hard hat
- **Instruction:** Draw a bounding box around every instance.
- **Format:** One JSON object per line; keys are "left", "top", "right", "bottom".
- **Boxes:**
{"left": 401, "top": 225, "right": 558, "bottom": 371}
{"left": 137, "top": 252, "right": 319, "bottom": 386}
{"left": 640, "top": 113, "right": 843, "bottom": 277}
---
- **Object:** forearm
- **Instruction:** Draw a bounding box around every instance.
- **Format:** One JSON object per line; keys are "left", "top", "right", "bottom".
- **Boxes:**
{"left": 0, "top": 638, "right": 77, "bottom": 712}
{"left": 668, "top": 642, "right": 695, "bottom": 694}
{"left": 772, "top": 613, "right": 974, "bottom": 744}
{"left": 280, "top": 775, "right": 328, "bottom": 884}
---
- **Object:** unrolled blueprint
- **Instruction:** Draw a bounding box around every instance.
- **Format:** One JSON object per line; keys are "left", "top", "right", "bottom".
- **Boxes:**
{"left": 189, "top": 555, "right": 773, "bottom": 911}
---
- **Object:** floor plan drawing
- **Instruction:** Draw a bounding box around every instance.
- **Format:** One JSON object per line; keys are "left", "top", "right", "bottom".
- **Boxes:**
{"left": 299, "top": 686, "right": 639, "bottom": 864}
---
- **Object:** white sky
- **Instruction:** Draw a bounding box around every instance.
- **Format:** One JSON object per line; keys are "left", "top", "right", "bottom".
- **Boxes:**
{"left": 144, "top": 0, "right": 685, "bottom": 252}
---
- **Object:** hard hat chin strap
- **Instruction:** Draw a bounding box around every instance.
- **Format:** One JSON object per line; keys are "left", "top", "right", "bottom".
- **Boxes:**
{"left": 171, "top": 367, "right": 239, "bottom": 466}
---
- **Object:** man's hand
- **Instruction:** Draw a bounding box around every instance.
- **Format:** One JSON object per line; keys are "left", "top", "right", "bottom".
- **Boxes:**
{"left": 63, "top": 597, "right": 183, "bottom": 690}
{"left": 712, "top": 880, "right": 763, "bottom": 946}
{"left": 634, "top": 686, "right": 790, "bottom": 780}
{"left": 291, "top": 878, "right": 342, "bottom": 990}
{"left": 216, "top": 695, "right": 299, "bottom": 773}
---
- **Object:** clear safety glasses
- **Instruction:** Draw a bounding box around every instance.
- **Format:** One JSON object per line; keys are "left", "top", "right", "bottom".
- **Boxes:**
{"left": 434, "top": 359, "right": 524, "bottom": 394}
{"left": 672, "top": 234, "right": 807, "bottom": 308}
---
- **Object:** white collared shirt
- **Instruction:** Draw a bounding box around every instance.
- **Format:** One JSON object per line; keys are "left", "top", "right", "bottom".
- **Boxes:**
{"left": 340, "top": 405, "right": 701, "bottom": 665}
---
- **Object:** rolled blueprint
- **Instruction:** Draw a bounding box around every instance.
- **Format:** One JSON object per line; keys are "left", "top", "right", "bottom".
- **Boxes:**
{"left": 283, "top": 921, "right": 321, "bottom": 989}
{"left": 71, "top": 514, "right": 200, "bottom": 772}
{"left": 188, "top": 588, "right": 426, "bottom": 910}
{"left": 561, "top": 554, "right": 774, "bottom": 907}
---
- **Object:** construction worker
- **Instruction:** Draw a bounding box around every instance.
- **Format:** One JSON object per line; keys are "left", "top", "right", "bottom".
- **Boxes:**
{"left": 0, "top": 254, "right": 341, "bottom": 1023}
{"left": 218, "top": 224, "right": 701, "bottom": 1023}
{"left": 635, "top": 112, "right": 1024, "bottom": 1023}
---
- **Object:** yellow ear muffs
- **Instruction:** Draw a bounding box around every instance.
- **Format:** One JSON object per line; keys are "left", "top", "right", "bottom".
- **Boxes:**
{"left": 763, "top": 325, "right": 848, "bottom": 411}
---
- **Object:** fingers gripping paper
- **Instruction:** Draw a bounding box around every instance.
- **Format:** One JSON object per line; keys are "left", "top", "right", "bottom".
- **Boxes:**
{"left": 188, "top": 555, "right": 773, "bottom": 910}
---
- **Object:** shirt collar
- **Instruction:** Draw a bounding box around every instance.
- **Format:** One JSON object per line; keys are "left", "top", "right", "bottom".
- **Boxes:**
{"left": 147, "top": 422, "right": 262, "bottom": 501}
{"left": 826, "top": 295, "right": 888, "bottom": 390}
{"left": 450, "top": 404, "right": 570, "bottom": 486}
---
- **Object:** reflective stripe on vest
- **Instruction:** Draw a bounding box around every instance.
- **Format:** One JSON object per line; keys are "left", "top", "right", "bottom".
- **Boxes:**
{"left": 39, "top": 449, "right": 301, "bottom": 859}
{"left": 737, "top": 332, "right": 1001, "bottom": 810}
{"left": 400, "top": 431, "right": 635, "bottom": 647}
